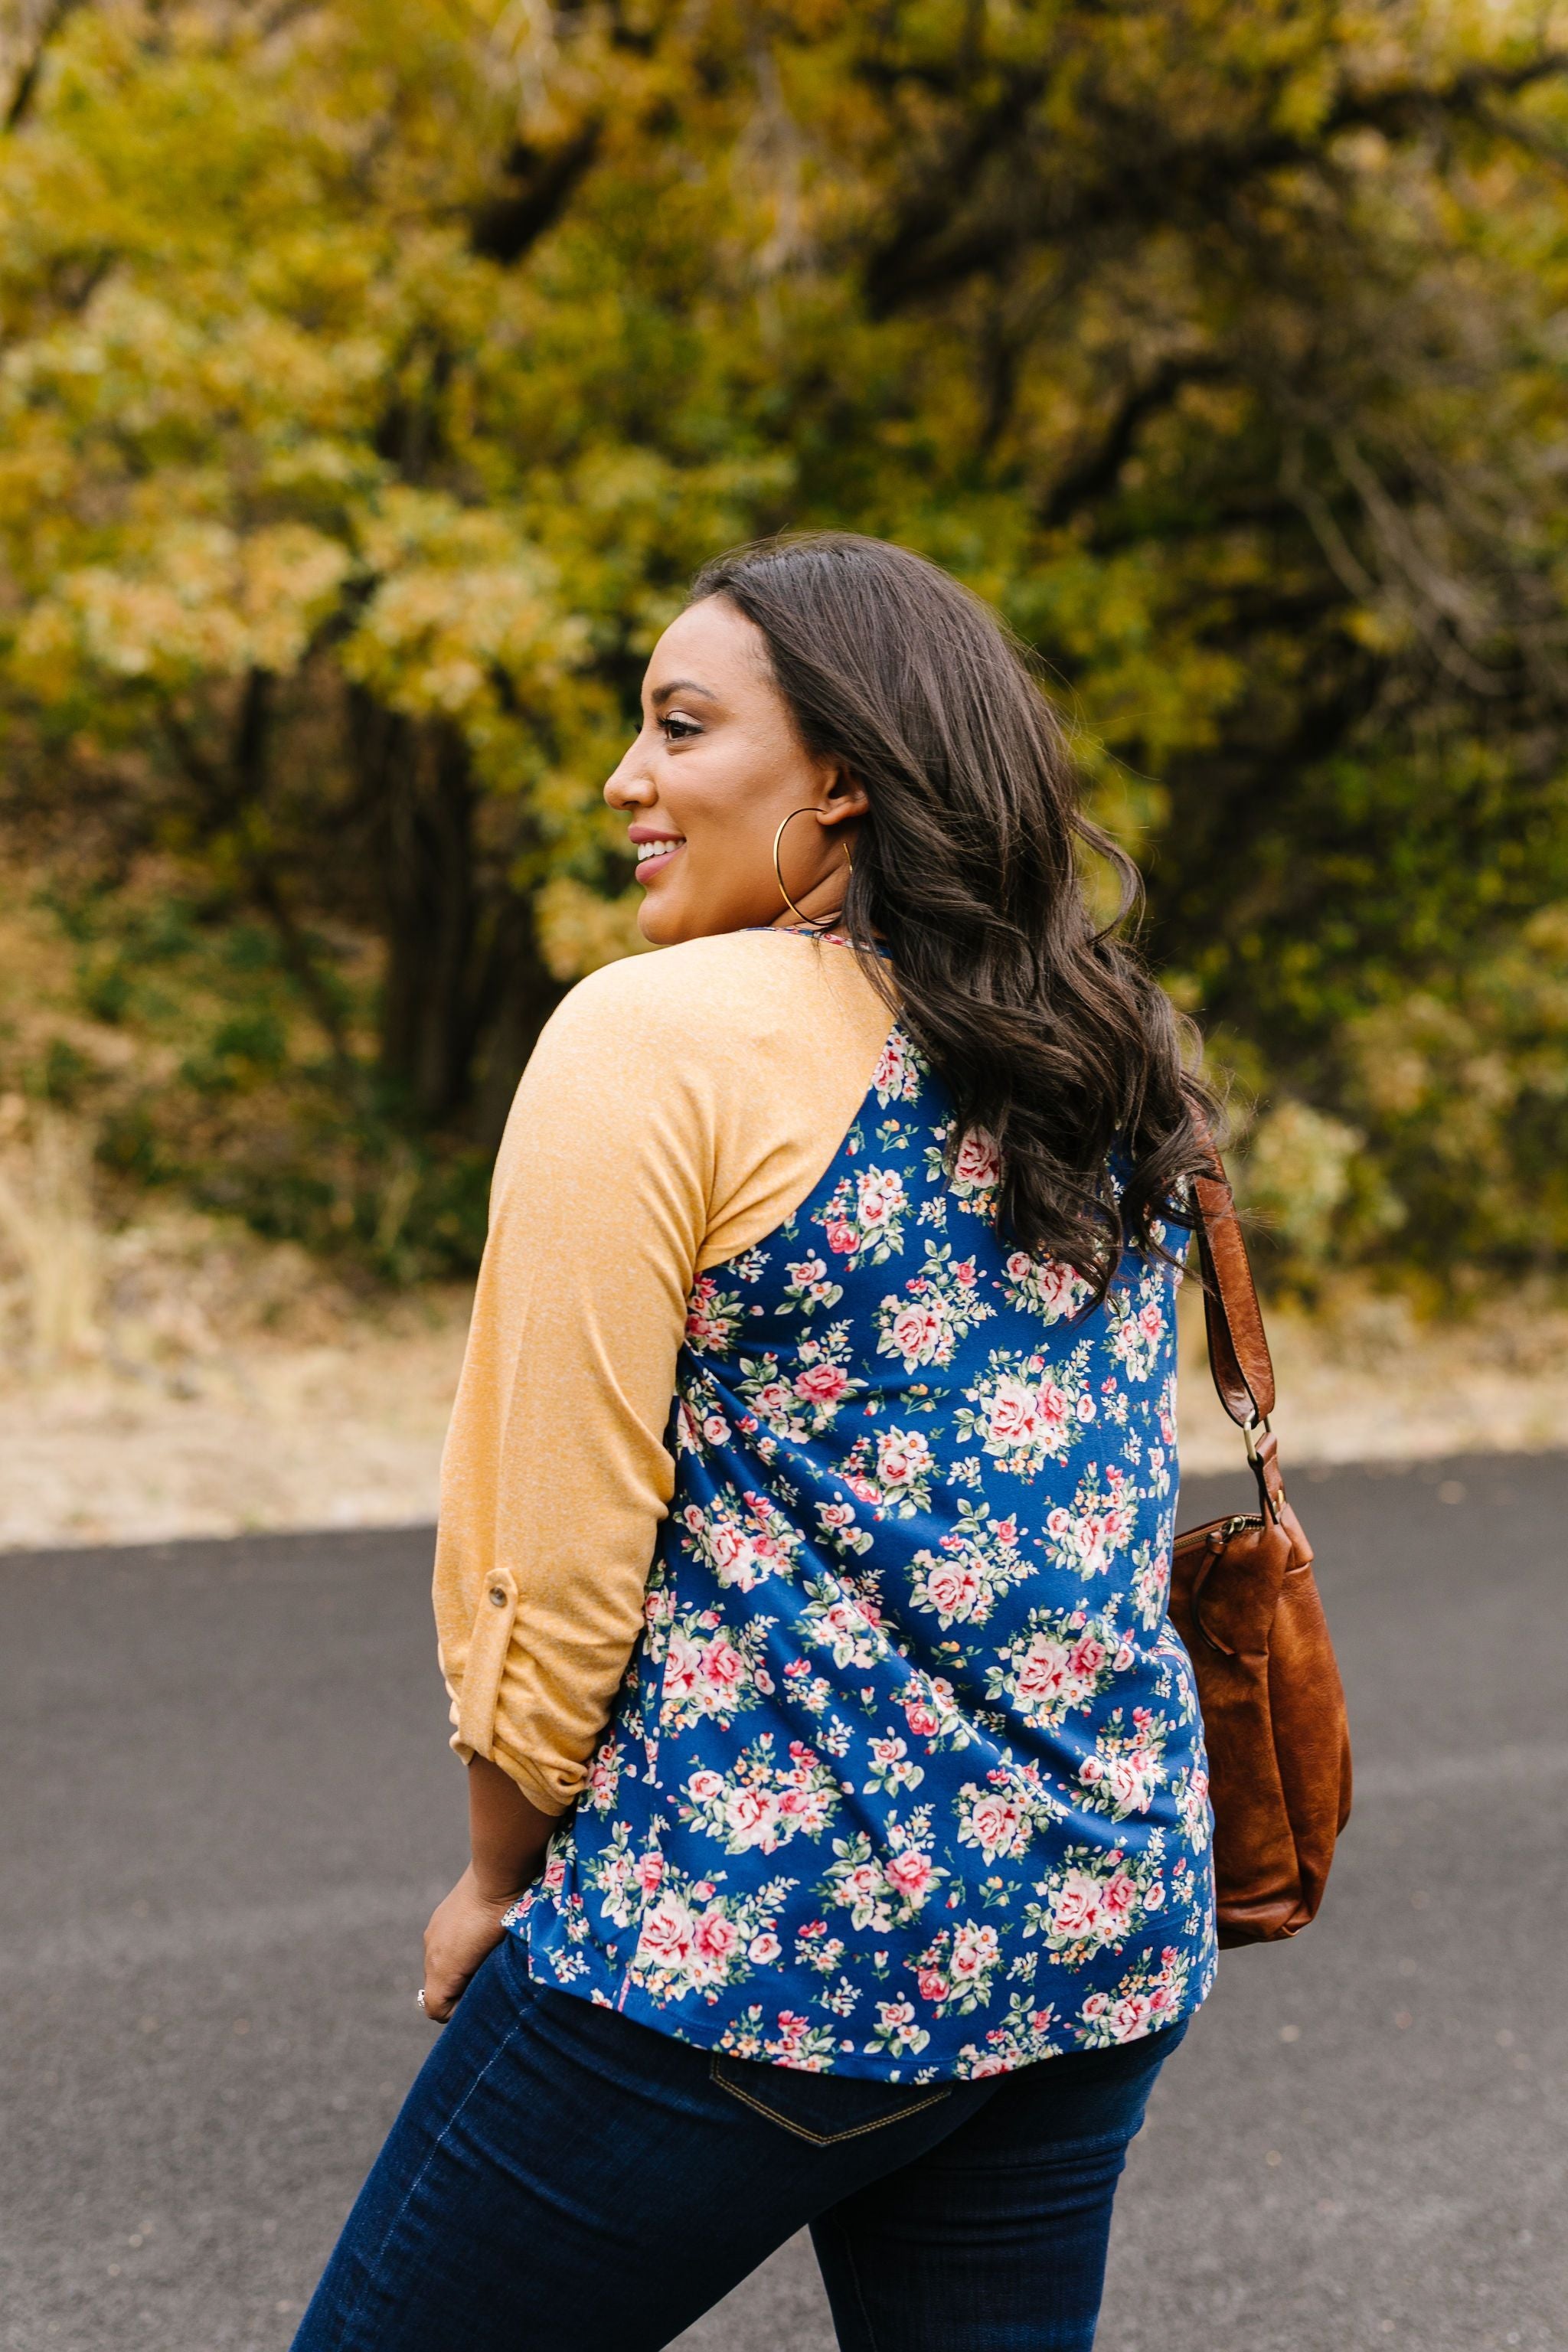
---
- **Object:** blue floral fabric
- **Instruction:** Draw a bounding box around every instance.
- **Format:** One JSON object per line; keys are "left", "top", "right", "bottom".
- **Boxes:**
{"left": 512, "top": 1023, "right": 1217, "bottom": 2080}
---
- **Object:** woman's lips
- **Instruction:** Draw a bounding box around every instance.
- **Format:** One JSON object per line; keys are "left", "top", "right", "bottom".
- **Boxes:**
{"left": 632, "top": 835, "right": 684, "bottom": 883}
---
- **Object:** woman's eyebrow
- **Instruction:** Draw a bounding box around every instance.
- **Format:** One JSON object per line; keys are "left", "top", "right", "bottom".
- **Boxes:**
{"left": 650, "top": 678, "right": 718, "bottom": 706}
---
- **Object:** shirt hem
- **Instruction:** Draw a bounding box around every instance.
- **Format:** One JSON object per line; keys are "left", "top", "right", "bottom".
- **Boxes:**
{"left": 512, "top": 1913, "right": 1216, "bottom": 2086}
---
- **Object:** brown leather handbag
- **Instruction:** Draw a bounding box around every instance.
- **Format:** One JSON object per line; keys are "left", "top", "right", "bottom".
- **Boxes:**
{"left": 1168, "top": 1156, "right": 1353, "bottom": 1947}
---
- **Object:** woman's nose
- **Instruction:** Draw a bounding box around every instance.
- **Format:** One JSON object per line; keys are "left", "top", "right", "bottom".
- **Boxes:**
{"left": 604, "top": 738, "right": 656, "bottom": 808}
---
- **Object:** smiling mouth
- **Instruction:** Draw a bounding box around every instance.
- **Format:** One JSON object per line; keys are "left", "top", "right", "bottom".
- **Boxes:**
{"left": 633, "top": 836, "right": 685, "bottom": 877}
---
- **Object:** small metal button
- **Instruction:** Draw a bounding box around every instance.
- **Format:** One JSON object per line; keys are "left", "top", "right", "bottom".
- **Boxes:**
{"left": 488, "top": 1586, "right": 508, "bottom": 1608}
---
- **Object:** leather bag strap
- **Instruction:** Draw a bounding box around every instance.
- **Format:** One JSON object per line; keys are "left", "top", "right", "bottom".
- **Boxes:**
{"left": 1191, "top": 1156, "right": 1276, "bottom": 1432}
{"left": 1189, "top": 1138, "right": 1292, "bottom": 1523}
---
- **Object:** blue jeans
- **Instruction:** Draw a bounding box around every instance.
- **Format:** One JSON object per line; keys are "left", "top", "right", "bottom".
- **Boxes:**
{"left": 294, "top": 1934, "right": 1184, "bottom": 2352}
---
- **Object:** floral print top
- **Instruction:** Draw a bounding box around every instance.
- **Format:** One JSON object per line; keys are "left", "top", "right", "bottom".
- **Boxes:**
{"left": 509, "top": 1014, "right": 1217, "bottom": 2080}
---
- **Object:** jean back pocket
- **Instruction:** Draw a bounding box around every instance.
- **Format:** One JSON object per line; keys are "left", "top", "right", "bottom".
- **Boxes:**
{"left": 709, "top": 2052, "right": 954, "bottom": 2147}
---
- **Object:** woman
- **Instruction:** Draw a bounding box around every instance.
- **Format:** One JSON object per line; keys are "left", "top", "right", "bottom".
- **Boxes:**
{"left": 295, "top": 534, "right": 1218, "bottom": 2352}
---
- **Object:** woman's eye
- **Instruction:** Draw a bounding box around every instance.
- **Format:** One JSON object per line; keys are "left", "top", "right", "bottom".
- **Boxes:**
{"left": 660, "top": 714, "right": 701, "bottom": 742}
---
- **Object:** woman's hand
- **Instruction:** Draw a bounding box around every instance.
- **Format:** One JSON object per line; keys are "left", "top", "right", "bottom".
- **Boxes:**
{"left": 420, "top": 1864, "right": 517, "bottom": 2023}
{"left": 420, "top": 1757, "right": 560, "bottom": 2024}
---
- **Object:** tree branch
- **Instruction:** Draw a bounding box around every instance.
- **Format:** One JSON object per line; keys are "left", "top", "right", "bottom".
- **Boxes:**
{"left": 1040, "top": 356, "right": 1230, "bottom": 527}
{"left": 5, "top": 0, "right": 83, "bottom": 133}
{"left": 862, "top": 66, "right": 1048, "bottom": 315}
{"left": 158, "top": 685, "right": 358, "bottom": 1072}
{"left": 862, "top": 46, "right": 1568, "bottom": 315}
{"left": 469, "top": 122, "right": 603, "bottom": 266}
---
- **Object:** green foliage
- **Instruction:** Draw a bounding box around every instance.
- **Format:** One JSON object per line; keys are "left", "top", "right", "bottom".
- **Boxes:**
{"left": 2, "top": 0, "right": 1568, "bottom": 1282}
{"left": 24, "top": 868, "right": 484, "bottom": 1279}
{"left": 1343, "top": 906, "right": 1568, "bottom": 1274}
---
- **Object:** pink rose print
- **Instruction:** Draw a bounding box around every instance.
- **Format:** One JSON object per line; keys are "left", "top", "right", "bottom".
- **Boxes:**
{"left": 1017, "top": 1639, "right": 1071, "bottom": 1704}
{"left": 891, "top": 1305, "right": 942, "bottom": 1361}
{"left": 872, "top": 1035, "right": 916, "bottom": 1101}
{"left": 926, "top": 1563, "right": 978, "bottom": 1616}
{"left": 884, "top": 1847, "right": 937, "bottom": 1901}
{"left": 1107, "top": 1749, "right": 1158, "bottom": 1814}
{"left": 726, "top": 1787, "right": 774, "bottom": 1838}
{"left": 1112, "top": 1994, "right": 1152, "bottom": 2039}
{"left": 1102, "top": 1870, "right": 1138, "bottom": 1920}
{"left": 639, "top": 1896, "right": 692, "bottom": 1962}
{"left": 709, "top": 1525, "right": 750, "bottom": 1577}
{"left": 964, "top": 1788, "right": 1024, "bottom": 1860}
{"left": 1051, "top": 1872, "right": 1105, "bottom": 1940}
{"left": 952, "top": 1132, "right": 1000, "bottom": 1188}
{"left": 692, "top": 1911, "right": 739, "bottom": 1965}
{"left": 703, "top": 1636, "right": 744, "bottom": 1686}
{"left": 987, "top": 1381, "right": 1038, "bottom": 1446}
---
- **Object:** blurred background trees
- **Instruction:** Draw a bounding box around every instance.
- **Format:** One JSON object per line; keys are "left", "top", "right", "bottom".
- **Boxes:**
{"left": 2, "top": 0, "right": 1567, "bottom": 1290}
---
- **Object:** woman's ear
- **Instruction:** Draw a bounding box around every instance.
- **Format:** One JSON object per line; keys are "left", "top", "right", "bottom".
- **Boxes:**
{"left": 820, "top": 762, "right": 870, "bottom": 826}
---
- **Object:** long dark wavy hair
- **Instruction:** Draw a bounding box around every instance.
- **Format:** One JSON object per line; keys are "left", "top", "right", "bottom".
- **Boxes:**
{"left": 689, "top": 532, "right": 1218, "bottom": 1295}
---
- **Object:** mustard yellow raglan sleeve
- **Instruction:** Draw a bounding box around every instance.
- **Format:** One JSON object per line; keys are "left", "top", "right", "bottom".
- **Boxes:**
{"left": 432, "top": 951, "right": 714, "bottom": 1816}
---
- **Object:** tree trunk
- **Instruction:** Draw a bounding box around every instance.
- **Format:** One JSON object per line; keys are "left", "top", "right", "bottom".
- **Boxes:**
{"left": 349, "top": 688, "right": 563, "bottom": 1134}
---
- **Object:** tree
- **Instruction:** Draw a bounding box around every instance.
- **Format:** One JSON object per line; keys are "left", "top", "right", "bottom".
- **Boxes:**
{"left": 3, "top": 0, "right": 1567, "bottom": 1277}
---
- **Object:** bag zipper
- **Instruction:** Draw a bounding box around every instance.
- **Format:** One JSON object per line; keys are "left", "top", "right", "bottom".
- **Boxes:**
{"left": 1220, "top": 1512, "right": 1264, "bottom": 1539}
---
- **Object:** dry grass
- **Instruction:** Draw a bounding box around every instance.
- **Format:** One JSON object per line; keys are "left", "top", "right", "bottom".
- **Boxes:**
{"left": 0, "top": 1105, "right": 468, "bottom": 1547}
{"left": 0, "top": 1308, "right": 467, "bottom": 1550}
{"left": 2, "top": 1127, "right": 1566, "bottom": 1550}
{"left": 0, "top": 1105, "right": 102, "bottom": 1367}
{"left": 1178, "top": 1279, "right": 1568, "bottom": 1479}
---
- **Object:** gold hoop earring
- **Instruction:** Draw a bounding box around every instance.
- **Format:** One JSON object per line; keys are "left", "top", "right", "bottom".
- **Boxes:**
{"left": 773, "top": 806, "right": 853, "bottom": 929}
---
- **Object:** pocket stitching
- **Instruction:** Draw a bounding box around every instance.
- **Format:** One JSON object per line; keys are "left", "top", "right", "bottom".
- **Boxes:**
{"left": 709, "top": 2053, "right": 950, "bottom": 2146}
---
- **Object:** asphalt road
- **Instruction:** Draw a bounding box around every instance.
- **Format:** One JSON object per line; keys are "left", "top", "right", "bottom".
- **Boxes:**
{"left": 2, "top": 1452, "right": 1565, "bottom": 2352}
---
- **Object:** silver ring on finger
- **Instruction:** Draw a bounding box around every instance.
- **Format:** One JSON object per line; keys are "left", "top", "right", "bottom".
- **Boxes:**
{"left": 416, "top": 1988, "right": 427, "bottom": 2012}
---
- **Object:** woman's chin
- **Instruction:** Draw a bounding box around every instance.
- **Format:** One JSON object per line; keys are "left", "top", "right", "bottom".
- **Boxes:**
{"left": 635, "top": 893, "right": 681, "bottom": 945}
{"left": 636, "top": 890, "right": 711, "bottom": 946}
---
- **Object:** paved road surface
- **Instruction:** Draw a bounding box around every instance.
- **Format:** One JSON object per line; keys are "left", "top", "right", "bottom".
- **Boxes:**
{"left": 3, "top": 1454, "right": 1565, "bottom": 2352}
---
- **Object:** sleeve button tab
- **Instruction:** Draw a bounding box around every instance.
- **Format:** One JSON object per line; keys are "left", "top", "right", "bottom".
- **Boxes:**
{"left": 488, "top": 1586, "right": 508, "bottom": 1608}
